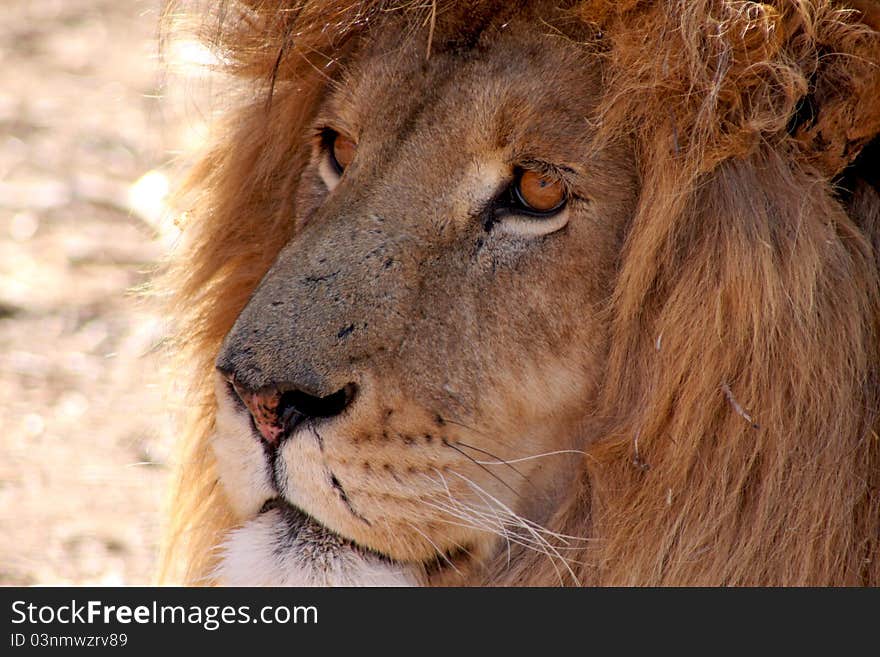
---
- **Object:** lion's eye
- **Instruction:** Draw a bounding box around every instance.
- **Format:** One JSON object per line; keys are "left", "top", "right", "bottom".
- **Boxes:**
{"left": 330, "top": 132, "right": 357, "bottom": 173}
{"left": 493, "top": 167, "right": 571, "bottom": 236}
{"left": 514, "top": 170, "right": 566, "bottom": 214}
{"left": 319, "top": 128, "right": 358, "bottom": 191}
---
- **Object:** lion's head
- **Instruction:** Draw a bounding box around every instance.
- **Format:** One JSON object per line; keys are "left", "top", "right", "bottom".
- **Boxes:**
{"left": 161, "top": 0, "right": 880, "bottom": 586}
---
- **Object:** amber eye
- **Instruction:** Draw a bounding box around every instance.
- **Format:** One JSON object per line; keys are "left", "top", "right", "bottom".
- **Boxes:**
{"left": 329, "top": 131, "right": 357, "bottom": 173}
{"left": 513, "top": 170, "right": 567, "bottom": 214}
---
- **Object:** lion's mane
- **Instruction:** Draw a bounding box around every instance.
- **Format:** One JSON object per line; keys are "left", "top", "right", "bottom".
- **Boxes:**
{"left": 160, "top": 0, "right": 880, "bottom": 585}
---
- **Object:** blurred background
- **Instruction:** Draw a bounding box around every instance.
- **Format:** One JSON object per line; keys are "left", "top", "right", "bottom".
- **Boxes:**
{"left": 0, "top": 0, "right": 210, "bottom": 584}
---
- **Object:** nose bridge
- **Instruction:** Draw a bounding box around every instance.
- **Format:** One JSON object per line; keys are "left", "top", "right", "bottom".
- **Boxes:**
{"left": 371, "top": 128, "right": 483, "bottom": 237}
{"left": 215, "top": 74, "right": 486, "bottom": 398}
{"left": 216, "top": 204, "right": 415, "bottom": 396}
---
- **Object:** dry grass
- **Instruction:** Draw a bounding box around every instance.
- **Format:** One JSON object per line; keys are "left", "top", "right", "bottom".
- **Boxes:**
{"left": 0, "top": 0, "right": 195, "bottom": 584}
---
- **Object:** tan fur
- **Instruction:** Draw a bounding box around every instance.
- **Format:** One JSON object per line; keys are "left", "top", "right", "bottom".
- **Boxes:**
{"left": 159, "top": 0, "right": 880, "bottom": 586}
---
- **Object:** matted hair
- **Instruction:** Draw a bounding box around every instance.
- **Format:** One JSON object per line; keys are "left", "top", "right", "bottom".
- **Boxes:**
{"left": 159, "top": 0, "right": 880, "bottom": 585}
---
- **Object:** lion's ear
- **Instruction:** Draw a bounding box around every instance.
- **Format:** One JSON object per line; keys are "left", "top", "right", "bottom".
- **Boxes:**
{"left": 789, "top": 1, "right": 880, "bottom": 177}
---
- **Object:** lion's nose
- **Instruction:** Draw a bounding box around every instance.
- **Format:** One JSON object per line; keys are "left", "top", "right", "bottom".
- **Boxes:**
{"left": 225, "top": 375, "right": 357, "bottom": 446}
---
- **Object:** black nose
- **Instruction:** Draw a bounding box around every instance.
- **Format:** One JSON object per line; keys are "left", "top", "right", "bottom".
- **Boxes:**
{"left": 225, "top": 374, "right": 357, "bottom": 446}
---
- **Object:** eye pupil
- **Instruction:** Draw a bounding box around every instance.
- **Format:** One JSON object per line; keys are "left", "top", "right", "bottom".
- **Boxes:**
{"left": 516, "top": 170, "right": 566, "bottom": 213}
{"left": 331, "top": 133, "right": 357, "bottom": 172}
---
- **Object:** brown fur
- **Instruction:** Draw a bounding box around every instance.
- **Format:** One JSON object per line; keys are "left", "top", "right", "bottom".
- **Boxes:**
{"left": 159, "top": 0, "right": 880, "bottom": 585}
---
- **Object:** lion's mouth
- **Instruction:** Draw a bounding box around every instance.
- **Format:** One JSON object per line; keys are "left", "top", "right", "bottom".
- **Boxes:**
{"left": 214, "top": 373, "right": 476, "bottom": 584}
{"left": 257, "top": 496, "right": 472, "bottom": 582}
{"left": 214, "top": 495, "right": 418, "bottom": 586}
{"left": 258, "top": 496, "right": 368, "bottom": 547}
{"left": 258, "top": 495, "right": 403, "bottom": 563}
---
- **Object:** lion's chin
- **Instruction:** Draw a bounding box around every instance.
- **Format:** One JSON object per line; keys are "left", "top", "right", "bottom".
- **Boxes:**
{"left": 213, "top": 501, "right": 419, "bottom": 587}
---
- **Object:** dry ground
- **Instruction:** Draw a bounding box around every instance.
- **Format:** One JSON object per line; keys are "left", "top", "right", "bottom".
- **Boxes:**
{"left": 0, "top": 0, "right": 198, "bottom": 584}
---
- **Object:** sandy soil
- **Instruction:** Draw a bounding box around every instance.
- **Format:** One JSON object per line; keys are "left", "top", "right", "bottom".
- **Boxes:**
{"left": 0, "top": 0, "right": 195, "bottom": 584}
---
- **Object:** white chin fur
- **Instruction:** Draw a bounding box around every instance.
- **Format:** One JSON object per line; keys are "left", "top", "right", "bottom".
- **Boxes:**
{"left": 214, "top": 509, "right": 418, "bottom": 587}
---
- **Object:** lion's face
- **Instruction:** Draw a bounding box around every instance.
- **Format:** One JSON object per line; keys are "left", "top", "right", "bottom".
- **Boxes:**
{"left": 163, "top": 0, "right": 880, "bottom": 588}
{"left": 210, "top": 11, "right": 635, "bottom": 583}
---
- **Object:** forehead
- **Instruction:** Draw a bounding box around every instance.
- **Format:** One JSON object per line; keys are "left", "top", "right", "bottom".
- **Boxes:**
{"left": 323, "top": 11, "right": 604, "bottom": 153}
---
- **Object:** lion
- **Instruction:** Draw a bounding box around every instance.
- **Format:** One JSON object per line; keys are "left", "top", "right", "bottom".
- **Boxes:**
{"left": 159, "top": 0, "right": 880, "bottom": 586}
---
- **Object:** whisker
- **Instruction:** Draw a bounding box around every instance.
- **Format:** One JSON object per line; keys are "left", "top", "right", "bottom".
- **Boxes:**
{"left": 448, "top": 470, "right": 581, "bottom": 585}
{"left": 404, "top": 521, "right": 463, "bottom": 577}
{"left": 429, "top": 492, "right": 514, "bottom": 563}
{"left": 423, "top": 471, "right": 542, "bottom": 564}
{"left": 439, "top": 417, "right": 534, "bottom": 455}
{"left": 422, "top": 470, "right": 587, "bottom": 577}
{"left": 420, "top": 499, "right": 560, "bottom": 560}
{"left": 432, "top": 483, "right": 553, "bottom": 561}
{"left": 440, "top": 416, "right": 495, "bottom": 439}
{"left": 441, "top": 438, "right": 522, "bottom": 499}
{"left": 420, "top": 499, "right": 508, "bottom": 545}
{"left": 422, "top": 470, "right": 589, "bottom": 549}
{"left": 421, "top": 497, "right": 586, "bottom": 554}
{"left": 427, "top": 469, "right": 586, "bottom": 546}
{"left": 423, "top": 470, "right": 513, "bottom": 548}
{"left": 508, "top": 515, "right": 591, "bottom": 546}
{"left": 454, "top": 440, "right": 540, "bottom": 492}
{"left": 438, "top": 414, "right": 527, "bottom": 451}
{"left": 438, "top": 411, "right": 596, "bottom": 464}
{"left": 474, "top": 448, "right": 592, "bottom": 465}
{"left": 461, "top": 481, "right": 557, "bottom": 553}
{"left": 441, "top": 472, "right": 567, "bottom": 585}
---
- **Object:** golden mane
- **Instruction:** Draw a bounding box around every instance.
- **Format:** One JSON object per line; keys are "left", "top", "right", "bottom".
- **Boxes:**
{"left": 159, "top": 0, "right": 880, "bottom": 585}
